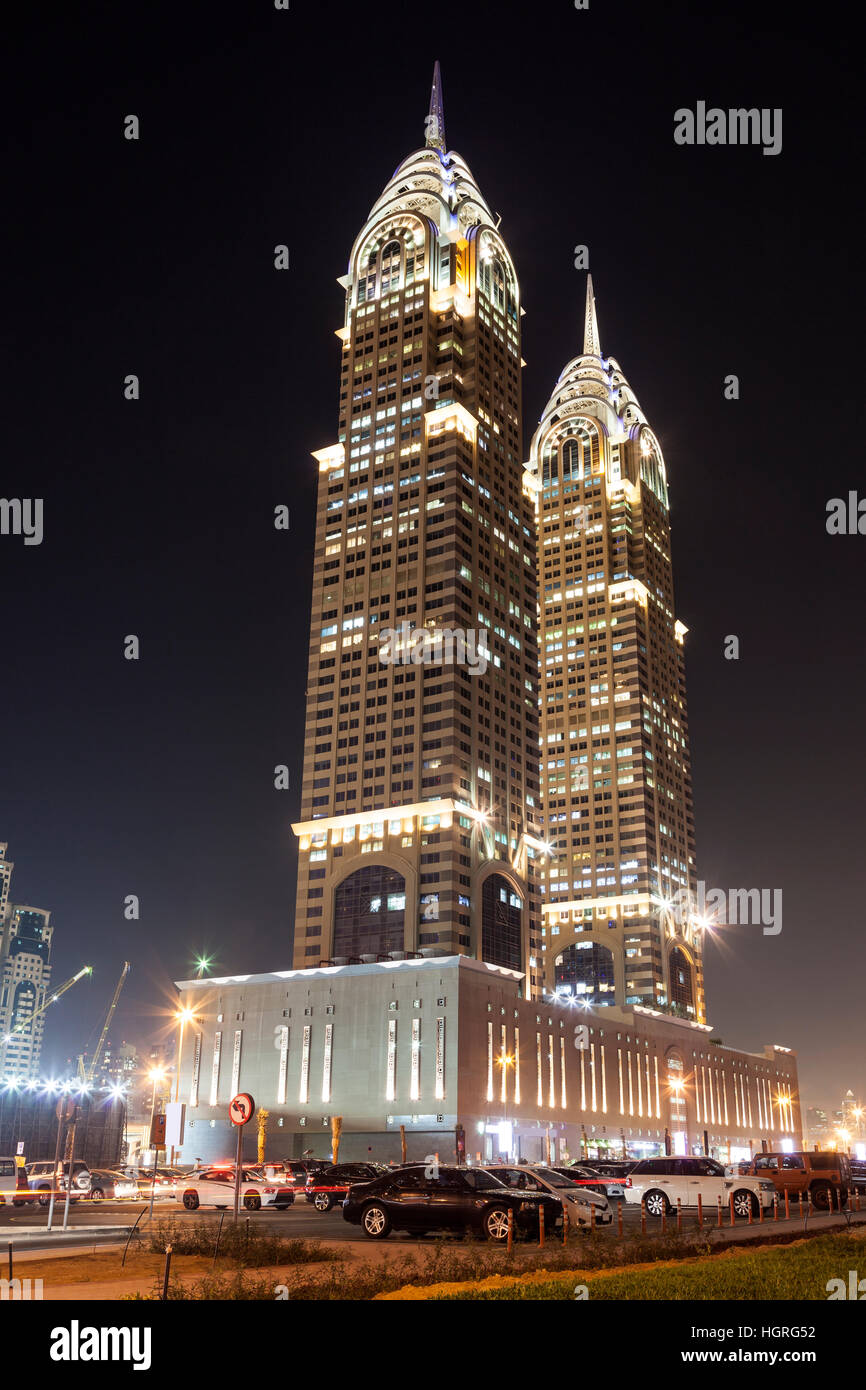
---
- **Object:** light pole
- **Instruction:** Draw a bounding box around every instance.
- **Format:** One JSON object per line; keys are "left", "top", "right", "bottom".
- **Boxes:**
{"left": 147, "top": 1067, "right": 166, "bottom": 1220}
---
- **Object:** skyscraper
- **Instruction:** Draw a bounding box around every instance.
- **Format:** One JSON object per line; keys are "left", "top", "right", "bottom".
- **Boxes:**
{"left": 292, "top": 67, "right": 543, "bottom": 986}
{"left": 0, "top": 843, "right": 54, "bottom": 1079}
{"left": 528, "top": 280, "right": 704, "bottom": 1020}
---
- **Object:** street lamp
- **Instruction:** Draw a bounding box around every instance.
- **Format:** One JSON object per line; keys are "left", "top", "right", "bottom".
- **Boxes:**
{"left": 147, "top": 1066, "right": 166, "bottom": 1219}
{"left": 170, "top": 1007, "right": 196, "bottom": 1167}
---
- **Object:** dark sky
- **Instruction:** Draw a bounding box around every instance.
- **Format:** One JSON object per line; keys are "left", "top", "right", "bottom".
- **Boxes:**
{"left": 2, "top": 1, "right": 863, "bottom": 1113}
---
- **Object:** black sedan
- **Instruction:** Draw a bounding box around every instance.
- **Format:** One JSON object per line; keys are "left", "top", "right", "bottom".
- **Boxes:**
{"left": 305, "top": 1161, "right": 390, "bottom": 1211}
{"left": 341, "top": 1163, "right": 564, "bottom": 1241}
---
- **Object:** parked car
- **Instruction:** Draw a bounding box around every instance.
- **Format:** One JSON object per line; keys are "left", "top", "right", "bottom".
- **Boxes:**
{"left": 0, "top": 1155, "right": 32, "bottom": 1206}
{"left": 625, "top": 1156, "right": 775, "bottom": 1217}
{"left": 26, "top": 1160, "right": 91, "bottom": 1205}
{"left": 88, "top": 1168, "right": 140, "bottom": 1201}
{"left": 341, "top": 1163, "right": 565, "bottom": 1241}
{"left": 849, "top": 1158, "right": 866, "bottom": 1195}
{"left": 481, "top": 1163, "right": 612, "bottom": 1226}
{"left": 553, "top": 1163, "right": 628, "bottom": 1201}
{"left": 305, "top": 1161, "right": 390, "bottom": 1211}
{"left": 247, "top": 1160, "right": 325, "bottom": 1191}
{"left": 180, "top": 1166, "right": 294, "bottom": 1211}
{"left": 748, "top": 1151, "right": 851, "bottom": 1210}
{"left": 583, "top": 1159, "right": 637, "bottom": 1180}
{"left": 132, "top": 1167, "right": 180, "bottom": 1200}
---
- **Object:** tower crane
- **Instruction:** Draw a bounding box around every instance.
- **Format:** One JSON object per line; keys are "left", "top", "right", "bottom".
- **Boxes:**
{"left": 0, "top": 965, "right": 93, "bottom": 1072}
{"left": 77, "top": 961, "right": 130, "bottom": 1085}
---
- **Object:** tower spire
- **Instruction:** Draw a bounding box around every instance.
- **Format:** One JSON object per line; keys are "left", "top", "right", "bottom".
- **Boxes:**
{"left": 583, "top": 274, "right": 601, "bottom": 357}
{"left": 425, "top": 61, "right": 446, "bottom": 153}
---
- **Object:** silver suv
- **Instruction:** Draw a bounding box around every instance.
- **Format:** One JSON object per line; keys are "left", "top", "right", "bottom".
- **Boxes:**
{"left": 26, "top": 1159, "right": 91, "bottom": 1205}
{"left": 625, "top": 1155, "right": 775, "bottom": 1217}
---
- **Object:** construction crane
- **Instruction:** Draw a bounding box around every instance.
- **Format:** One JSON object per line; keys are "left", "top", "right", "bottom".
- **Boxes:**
{"left": 0, "top": 964, "right": 93, "bottom": 1071}
{"left": 77, "top": 961, "right": 130, "bottom": 1085}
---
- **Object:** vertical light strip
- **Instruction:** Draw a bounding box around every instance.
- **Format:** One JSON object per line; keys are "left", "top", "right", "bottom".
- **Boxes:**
{"left": 209, "top": 1030, "right": 222, "bottom": 1107}
{"left": 322, "top": 1022, "right": 333, "bottom": 1103}
{"left": 277, "top": 1025, "right": 289, "bottom": 1105}
{"left": 547, "top": 1035, "right": 555, "bottom": 1108}
{"left": 627, "top": 1052, "right": 634, "bottom": 1116}
{"left": 230, "top": 1029, "right": 242, "bottom": 1096}
{"left": 500, "top": 1024, "right": 507, "bottom": 1104}
{"left": 560, "top": 1036, "right": 567, "bottom": 1109}
{"left": 410, "top": 1018, "right": 421, "bottom": 1102}
{"left": 537, "top": 1032, "right": 543, "bottom": 1106}
{"left": 514, "top": 1027, "right": 521, "bottom": 1104}
{"left": 644, "top": 1055, "right": 651, "bottom": 1121}
{"left": 734, "top": 1071, "right": 741, "bottom": 1127}
{"left": 189, "top": 1031, "right": 201, "bottom": 1108}
{"left": 300, "top": 1024, "right": 311, "bottom": 1104}
{"left": 695, "top": 1067, "right": 702, "bottom": 1125}
{"left": 600, "top": 1044, "right": 607, "bottom": 1114}
{"left": 435, "top": 1016, "right": 445, "bottom": 1100}
{"left": 618, "top": 1049, "right": 624, "bottom": 1116}
{"left": 710, "top": 1068, "right": 716, "bottom": 1125}
{"left": 654, "top": 1055, "right": 660, "bottom": 1118}
{"left": 590, "top": 1042, "right": 597, "bottom": 1113}
{"left": 722, "top": 1071, "right": 728, "bottom": 1126}
{"left": 636, "top": 1049, "right": 643, "bottom": 1117}
{"left": 746, "top": 1076, "right": 753, "bottom": 1129}
{"left": 386, "top": 1020, "right": 397, "bottom": 1103}
{"left": 580, "top": 1045, "right": 586, "bottom": 1111}
{"left": 487, "top": 1022, "right": 494, "bottom": 1103}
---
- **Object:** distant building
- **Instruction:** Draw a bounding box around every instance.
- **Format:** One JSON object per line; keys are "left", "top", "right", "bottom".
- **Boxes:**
{"left": 805, "top": 1106, "right": 829, "bottom": 1148}
{"left": 0, "top": 844, "right": 53, "bottom": 1080}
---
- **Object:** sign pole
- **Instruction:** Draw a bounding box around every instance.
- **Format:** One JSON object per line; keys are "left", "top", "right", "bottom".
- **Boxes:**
{"left": 233, "top": 1121, "right": 243, "bottom": 1222}
{"left": 46, "top": 1100, "right": 70, "bottom": 1233}
{"left": 61, "top": 1120, "right": 77, "bottom": 1232}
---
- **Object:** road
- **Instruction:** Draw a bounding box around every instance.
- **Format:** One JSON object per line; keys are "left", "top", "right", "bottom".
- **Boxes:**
{"left": 3, "top": 1195, "right": 863, "bottom": 1250}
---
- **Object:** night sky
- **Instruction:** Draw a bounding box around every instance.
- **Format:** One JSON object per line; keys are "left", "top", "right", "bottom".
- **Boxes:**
{"left": 2, "top": 2, "right": 862, "bottom": 1111}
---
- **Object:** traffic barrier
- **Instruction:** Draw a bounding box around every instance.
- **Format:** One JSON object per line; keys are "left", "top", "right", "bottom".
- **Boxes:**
{"left": 539, "top": 1203, "right": 545, "bottom": 1247}
{"left": 617, "top": 1202, "right": 623, "bottom": 1237}
{"left": 641, "top": 1198, "right": 646, "bottom": 1235}
{"left": 676, "top": 1196, "right": 682, "bottom": 1232}
{"left": 697, "top": 1193, "right": 703, "bottom": 1228}
{"left": 717, "top": 1195, "right": 723, "bottom": 1228}
{"left": 729, "top": 1192, "right": 735, "bottom": 1226}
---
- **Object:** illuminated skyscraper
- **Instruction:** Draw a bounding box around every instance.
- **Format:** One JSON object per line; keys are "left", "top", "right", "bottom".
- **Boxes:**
{"left": 0, "top": 843, "right": 54, "bottom": 1079}
{"left": 528, "top": 279, "right": 705, "bottom": 1020}
{"left": 292, "top": 67, "right": 543, "bottom": 985}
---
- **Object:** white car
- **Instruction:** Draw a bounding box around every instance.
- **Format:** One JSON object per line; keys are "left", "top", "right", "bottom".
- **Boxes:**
{"left": 180, "top": 1166, "right": 294, "bottom": 1212}
{"left": 481, "top": 1164, "right": 613, "bottom": 1226}
{"left": 624, "top": 1156, "right": 776, "bottom": 1218}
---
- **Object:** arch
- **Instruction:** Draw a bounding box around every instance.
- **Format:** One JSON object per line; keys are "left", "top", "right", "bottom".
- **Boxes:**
{"left": 553, "top": 941, "right": 616, "bottom": 1004}
{"left": 479, "top": 870, "right": 524, "bottom": 973}
{"left": 332, "top": 864, "right": 407, "bottom": 959}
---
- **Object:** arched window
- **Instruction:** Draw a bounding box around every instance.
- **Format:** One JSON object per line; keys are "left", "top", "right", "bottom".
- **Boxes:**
{"left": 333, "top": 865, "right": 407, "bottom": 959}
{"left": 481, "top": 874, "right": 523, "bottom": 972}
{"left": 379, "top": 239, "right": 403, "bottom": 295}
{"left": 554, "top": 942, "right": 616, "bottom": 1004}
{"left": 669, "top": 947, "right": 694, "bottom": 1014}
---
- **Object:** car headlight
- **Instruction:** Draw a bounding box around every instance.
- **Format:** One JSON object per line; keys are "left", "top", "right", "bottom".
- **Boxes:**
{"left": 759, "top": 1181, "right": 775, "bottom": 1191}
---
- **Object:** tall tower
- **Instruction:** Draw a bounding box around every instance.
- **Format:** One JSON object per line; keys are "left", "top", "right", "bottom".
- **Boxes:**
{"left": 527, "top": 278, "right": 705, "bottom": 1021}
{"left": 0, "top": 845, "right": 54, "bottom": 1079}
{"left": 292, "top": 67, "right": 543, "bottom": 988}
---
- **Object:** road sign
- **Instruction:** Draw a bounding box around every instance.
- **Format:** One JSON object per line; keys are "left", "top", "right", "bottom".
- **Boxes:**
{"left": 150, "top": 1112, "right": 167, "bottom": 1148}
{"left": 229, "top": 1092, "right": 255, "bottom": 1126}
{"left": 55, "top": 1098, "right": 77, "bottom": 1123}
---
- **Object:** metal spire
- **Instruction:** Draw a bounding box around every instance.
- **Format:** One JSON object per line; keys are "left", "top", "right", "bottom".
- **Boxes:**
{"left": 583, "top": 274, "right": 601, "bottom": 357}
{"left": 425, "top": 61, "right": 446, "bottom": 153}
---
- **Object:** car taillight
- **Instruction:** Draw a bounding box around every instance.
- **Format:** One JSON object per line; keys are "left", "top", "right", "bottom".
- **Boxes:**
{"left": 625, "top": 1177, "right": 632, "bottom": 1188}
{"left": 264, "top": 1187, "right": 276, "bottom": 1194}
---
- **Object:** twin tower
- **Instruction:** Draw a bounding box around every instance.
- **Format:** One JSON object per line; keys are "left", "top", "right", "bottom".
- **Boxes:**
{"left": 291, "top": 65, "right": 704, "bottom": 1024}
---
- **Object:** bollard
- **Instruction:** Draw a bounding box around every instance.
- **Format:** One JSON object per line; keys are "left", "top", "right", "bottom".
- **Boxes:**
{"left": 785, "top": 1190, "right": 790, "bottom": 1220}
{"left": 773, "top": 1195, "right": 779, "bottom": 1222}
{"left": 661, "top": 1204, "right": 666, "bottom": 1234}
{"left": 212, "top": 1210, "right": 226, "bottom": 1270}
{"left": 641, "top": 1198, "right": 646, "bottom": 1235}
{"left": 7, "top": 1243, "right": 12, "bottom": 1282}
{"left": 562, "top": 1202, "right": 569, "bottom": 1246}
{"left": 717, "top": 1195, "right": 723, "bottom": 1228}
{"left": 798, "top": 1192, "right": 804, "bottom": 1219}
{"left": 538, "top": 1203, "right": 545, "bottom": 1248}
{"left": 697, "top": 1193, "right": 703, "bottom": 1228}
{"left": 161, "top": 1244, "right": 173, "bottom": 1302}
{"left": 617, "top": 1202, "right": 623, "bottom": 1237}
{"left": 676, "top": 1197, "right": 682, "bottom": 1232}
{"left": 807, "top": 1191, "right": 813, "bottom": 1217}
{"left": 506, "top": 1207, "right": 513, "bottom": 1254}
{"left": 729, "top": 1193, "right": 735, "bottom": 1226}
{"left": 590, "top": 1199, "right": 595, "bottom": 1232}
{"left": 857, "top": 1190, "right": 862, "bottom": 1213}
{"left": 748, "top": 1196, "right": 754, "bottom": 1225}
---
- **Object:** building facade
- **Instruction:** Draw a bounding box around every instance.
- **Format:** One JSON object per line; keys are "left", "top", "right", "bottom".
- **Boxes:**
{"left": 0, "top": 843, "right": 53, "bottom": 1081}
{"left": 528, "top": 280, "right": 704, "bottom": 1018}
{"left": 174, "top": 956, "right": 800, "bottom": 1167}
{"left": 291, "top": 65, "right": 543, "bottom": 990}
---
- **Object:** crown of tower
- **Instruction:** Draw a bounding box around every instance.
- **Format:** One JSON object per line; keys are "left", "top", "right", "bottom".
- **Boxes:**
{"left": 425, "top": 60, "right": 446, "bottom": 153}
{"left": 583, "top": 273, "right": 601, "bottom": 357}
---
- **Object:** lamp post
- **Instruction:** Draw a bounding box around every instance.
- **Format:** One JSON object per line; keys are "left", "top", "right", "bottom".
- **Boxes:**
{"left": 147, "top": 1067, "right": 166, "bottom": 1220}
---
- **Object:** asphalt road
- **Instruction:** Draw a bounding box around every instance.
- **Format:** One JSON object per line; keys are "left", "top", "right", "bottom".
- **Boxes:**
{"left": 3, "top": 1195, "right": 862, "bottom": 1249}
